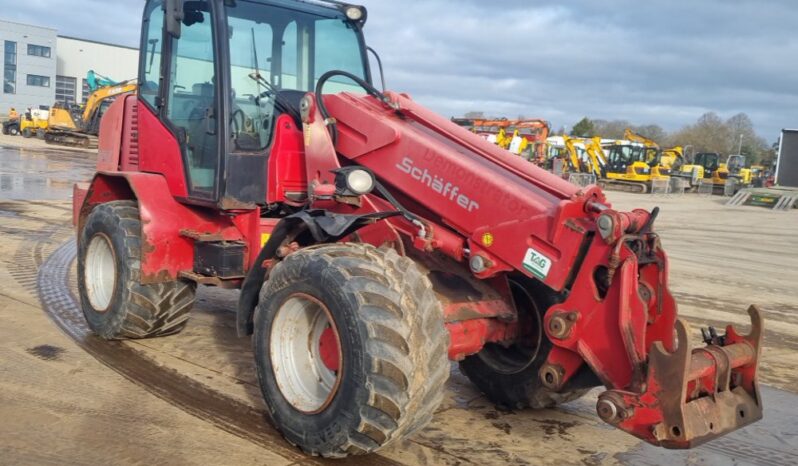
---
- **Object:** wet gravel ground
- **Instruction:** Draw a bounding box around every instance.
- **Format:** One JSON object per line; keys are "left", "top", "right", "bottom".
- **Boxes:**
{"left": 0, "top": 139, "right": 796, "bottom": 465}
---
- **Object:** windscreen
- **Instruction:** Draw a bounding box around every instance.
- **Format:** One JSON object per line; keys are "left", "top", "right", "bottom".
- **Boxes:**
{"left": 226, "top": 0, "right": 368, "bottom": 150}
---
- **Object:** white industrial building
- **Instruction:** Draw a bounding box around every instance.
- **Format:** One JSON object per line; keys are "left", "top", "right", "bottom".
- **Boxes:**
{"left": 1, "top": 18, "right": 138, "bottom": 117}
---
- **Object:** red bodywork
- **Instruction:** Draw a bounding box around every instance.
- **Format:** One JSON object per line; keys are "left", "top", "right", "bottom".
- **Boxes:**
{"left": 75, "top": 91, "right": 762, "bottom": 449}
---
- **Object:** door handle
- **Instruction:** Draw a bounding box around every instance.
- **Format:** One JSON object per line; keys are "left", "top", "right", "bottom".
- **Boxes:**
{"left": 204, "top": 107, "right": 216, "bottom": 136}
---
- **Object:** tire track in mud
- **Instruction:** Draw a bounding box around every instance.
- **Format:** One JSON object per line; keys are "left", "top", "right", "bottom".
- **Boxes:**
{"left": 7, "top": 225, "right": 63, "bottom": 295}
{"left": 36, "top": 239, "right": 399, "bottom": 466}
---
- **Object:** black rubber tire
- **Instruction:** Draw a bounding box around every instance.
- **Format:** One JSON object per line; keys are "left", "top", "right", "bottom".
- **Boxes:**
{"left": 78, "top": 201, "right": 196, "bottom": 340}
{"left": 3, "top": 123, "right": 19, "bottom": 136}
{"left": 253, "top": 243, "right": 449, "bottom": 457}
{"left": 459, "top": 279, "right": 590, "bottom": 410}
{"left": 21, "top": 127, "right": 32, "bottom": 138}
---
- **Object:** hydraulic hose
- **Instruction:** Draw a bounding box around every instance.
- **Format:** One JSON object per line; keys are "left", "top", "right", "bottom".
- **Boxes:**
{"left": 314, "top": 70, "right": 392, "bottom": 146}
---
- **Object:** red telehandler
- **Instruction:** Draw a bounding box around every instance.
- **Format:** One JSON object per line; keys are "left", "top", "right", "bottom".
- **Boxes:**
{"left": 73, "top": 0, "right": 763, "bottom": 458}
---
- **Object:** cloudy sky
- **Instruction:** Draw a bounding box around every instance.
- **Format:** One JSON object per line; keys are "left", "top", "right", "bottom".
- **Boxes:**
{"left": 5, "top": 0, "right": 796, "bottom": 138}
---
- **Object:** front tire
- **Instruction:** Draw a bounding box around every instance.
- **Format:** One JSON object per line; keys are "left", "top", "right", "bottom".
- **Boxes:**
{"left": 253, "top": 244, "right": 449, "bottom": 457}
{"left": 78, "top": 201, "right": 196, "bottom": 339}
{"left": 21, "top": 127, "right": 32, "bottom": 138}
{"left": 459, "top": 279, "right": 592, "bottom": 410}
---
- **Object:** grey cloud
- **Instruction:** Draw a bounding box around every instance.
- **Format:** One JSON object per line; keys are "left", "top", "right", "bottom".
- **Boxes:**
{"left": 4, "top": 0, "right": 794, "bottom": 138}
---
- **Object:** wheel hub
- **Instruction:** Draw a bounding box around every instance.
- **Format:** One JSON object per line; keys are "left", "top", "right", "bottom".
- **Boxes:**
{"left": 270, "top": 294, "right": 342, "bottom": 413}
{"left": 84, "top": 233, "right": 117, "bottom": 312}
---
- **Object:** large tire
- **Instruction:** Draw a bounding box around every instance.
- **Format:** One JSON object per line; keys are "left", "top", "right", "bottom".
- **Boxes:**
{"left": 21, "top": 127, "right": 32, "bottom": 138}
{"left": 253, "top": 244, "right": 449, "bottom": 457}
{"left": 78, "top": 201, "right": 196, "bottom": 339}
{"left": 459, "top": 279, "right": 592, "bottom": 410}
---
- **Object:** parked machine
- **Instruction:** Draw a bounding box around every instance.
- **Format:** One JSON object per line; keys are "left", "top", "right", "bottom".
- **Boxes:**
{"left": 601, "top": 139, "right": 670, "bottom": 193}
{"left": 677, "top": 153, "right": 751, "bottom": 193}
{"left": 2, "top": 107, "right": 21, "bottom": 135}
{"left": 19, "top": 108, "right": 50, "bottom": 138}
{"left": 45, "top": 75, "right": 137, "bottom": 148}
{"left": 472, "top": 118, "right": 550, "bottom": 163}
{"left": 72, "top": 0, "right": 763, "bottom": 458}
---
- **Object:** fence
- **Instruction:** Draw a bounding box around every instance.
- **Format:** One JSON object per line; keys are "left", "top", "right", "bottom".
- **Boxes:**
{"left": 568, "top": 173, "right": 597, "bottom": 188}
{"left": 697, "top": 179, "right": 715, "bottom": 196}
{"left": 650, "top": 178, "right": 671, "bottom": 195}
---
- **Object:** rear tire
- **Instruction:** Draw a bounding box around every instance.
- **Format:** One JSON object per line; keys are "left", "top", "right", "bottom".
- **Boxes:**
{"left": 253, "top": 244, "right": 449, "bottom": 457}
{"left": 459, "top": 279, "right": 590, "bottom": 410}
{"left": 78, "top": 201, "right": 196, "bottom": 339}
{"left": 21, "top": 127, "right": 32, "bottom": 138}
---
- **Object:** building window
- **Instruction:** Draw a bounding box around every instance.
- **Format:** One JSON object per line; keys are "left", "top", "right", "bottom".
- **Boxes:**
{"left": 27, "top": 44, "right": 52, "bottom": 58}
{"left": 27, "top": 74, "right": 51, "bottom": 87}
{"left": 56, "top": 76, "right": 77, "bottom": 103}
{"left": 82, "top": 78, "right": 90, "bottom": 103}
{"left": 3, "top": 41, "right": 16, "bottom": 94}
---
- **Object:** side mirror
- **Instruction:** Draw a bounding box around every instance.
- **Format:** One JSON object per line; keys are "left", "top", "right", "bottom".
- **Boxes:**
{"left": 165, "top": 0, "right": 184, "bottom": 38}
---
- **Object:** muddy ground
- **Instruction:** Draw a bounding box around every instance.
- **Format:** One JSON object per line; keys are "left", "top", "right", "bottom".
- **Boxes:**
{"left": 1, "top": 136, "right": 796, "bottom": 465}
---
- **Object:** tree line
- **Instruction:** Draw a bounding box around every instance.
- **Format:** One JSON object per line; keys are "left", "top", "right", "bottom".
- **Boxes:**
{"left": 566, "top": 113, "right": 776, "bottom": 164}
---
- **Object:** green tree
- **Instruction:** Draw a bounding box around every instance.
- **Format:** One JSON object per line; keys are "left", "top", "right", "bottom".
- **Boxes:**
{"left": 570, "top": 117, "right": 595, "bottom": 137}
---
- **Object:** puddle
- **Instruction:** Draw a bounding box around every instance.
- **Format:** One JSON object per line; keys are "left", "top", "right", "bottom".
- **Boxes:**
{"left": 0, "top": 146, "right": 95, "bottom": 201}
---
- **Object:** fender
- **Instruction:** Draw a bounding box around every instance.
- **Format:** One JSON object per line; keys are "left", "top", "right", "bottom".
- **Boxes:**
{"left": 77, "top": 172, "right": 248, "bottom": 284}
{"left": 236, "top": 209, "right": 400, "bottom": 337}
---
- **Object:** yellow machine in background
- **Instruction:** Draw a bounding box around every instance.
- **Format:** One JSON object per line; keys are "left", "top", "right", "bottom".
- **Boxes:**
{"left": 719, "top": 155, "right": 753, "bottom": 188}
{"left": 660, "top": 146, "right": 685, "bottom": 171}
{"left": 622, "top": 128, "right": 678, "bottom": 175}
{"left": 601, "top": 138, "right": 670, "bottom": 193}
{"left": 20, "top": 109, "right": 50, "bottom": 138}
{"left": 675, "top": 153, "right": 751, "bottom": 192}
{"left": 46, "top": 78, "right": 137, "bottom": 148}
{"left": 583, "top": 137, "right": 607, "bottom": 179}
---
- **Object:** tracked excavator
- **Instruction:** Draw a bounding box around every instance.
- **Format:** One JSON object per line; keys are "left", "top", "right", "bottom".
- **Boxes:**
{"left": 71, "top": 0, "right": 763, "bottom": 457}
{"left": 45, "top": 74, "right": 137, "bottom": 148}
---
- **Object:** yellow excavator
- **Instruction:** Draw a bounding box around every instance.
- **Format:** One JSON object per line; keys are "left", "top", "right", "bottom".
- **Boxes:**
{"left": 45, "top": 75, "right": 137, "bottom": 148}
{"left": 601, "top": 138, "right": 670, "bottom": 193}
{"left": 561, "top": 135, "right": 606, "bottom": 180}
{"left": 561, "top": 135, "right": 587, "bottom": 174}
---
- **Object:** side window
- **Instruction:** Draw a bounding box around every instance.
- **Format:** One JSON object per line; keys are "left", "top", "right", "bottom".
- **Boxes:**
{"left": 165, "top": 1, "right": 218, "bottom": 198}
{"left": 140, "top": 1, "right": 164, "bottom": 109}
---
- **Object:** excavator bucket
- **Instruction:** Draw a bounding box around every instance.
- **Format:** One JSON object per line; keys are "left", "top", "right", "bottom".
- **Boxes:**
{"left": 597, "top": 306, "right": 763, "bottom": 448}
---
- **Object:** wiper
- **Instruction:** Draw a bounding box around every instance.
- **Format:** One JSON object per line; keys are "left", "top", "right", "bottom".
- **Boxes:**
{"left": 248, "top": 72, "right": 301, "bottom": 123}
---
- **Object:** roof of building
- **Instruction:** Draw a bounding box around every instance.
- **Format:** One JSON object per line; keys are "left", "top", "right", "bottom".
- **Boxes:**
{"left": 57, "top": 35, "right": 138, "bottom": 52}
{"left": 0, "top": 18, "right": 58, "bottom": 32}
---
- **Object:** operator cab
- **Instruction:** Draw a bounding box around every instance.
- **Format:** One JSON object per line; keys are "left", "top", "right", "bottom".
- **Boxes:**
{"left": 694, "top": 152, "right": 721, "bottom": 175}
{"left": 606, "top": 143, "right": 649, "bottom": 174}
{"left": 726, "top": 154, "right": 746, "bottom": 174}
{"left": 138, "top": 0, "right": 371, "bottom": 208}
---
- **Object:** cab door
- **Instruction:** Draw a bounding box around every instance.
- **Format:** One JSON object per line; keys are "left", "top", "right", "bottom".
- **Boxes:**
{"left": 139, "top": 0, "right": 224, "bottom": 203}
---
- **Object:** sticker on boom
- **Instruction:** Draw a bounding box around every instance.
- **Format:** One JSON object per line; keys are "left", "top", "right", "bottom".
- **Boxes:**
{"left": 523, "top": 248, "right": 552, "bottom": 280}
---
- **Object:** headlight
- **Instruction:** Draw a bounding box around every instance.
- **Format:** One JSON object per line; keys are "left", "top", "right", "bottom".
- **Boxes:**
{"left": 345, "top": 6, "right": 364, "bottom": 21}
{"left": 346, "top": 169, "right": 375, "bottom": 194}
{"left": 334, "top": 167, "right": 376, "bottom": 196}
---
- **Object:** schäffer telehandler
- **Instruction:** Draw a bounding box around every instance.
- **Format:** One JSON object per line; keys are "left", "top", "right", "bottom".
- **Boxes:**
{"left": 72, "top": 0, "right": 763, "bottom": 458}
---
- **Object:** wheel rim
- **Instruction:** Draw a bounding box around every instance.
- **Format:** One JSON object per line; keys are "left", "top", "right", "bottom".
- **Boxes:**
{"left": 476, "top": 280, "right": 543, "bottom": 375}
{"left": 84, "top": 233, "right": 117, "bottom": 312}
{"left": 270, "top": 293, "right": 342, "bottom": 414}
